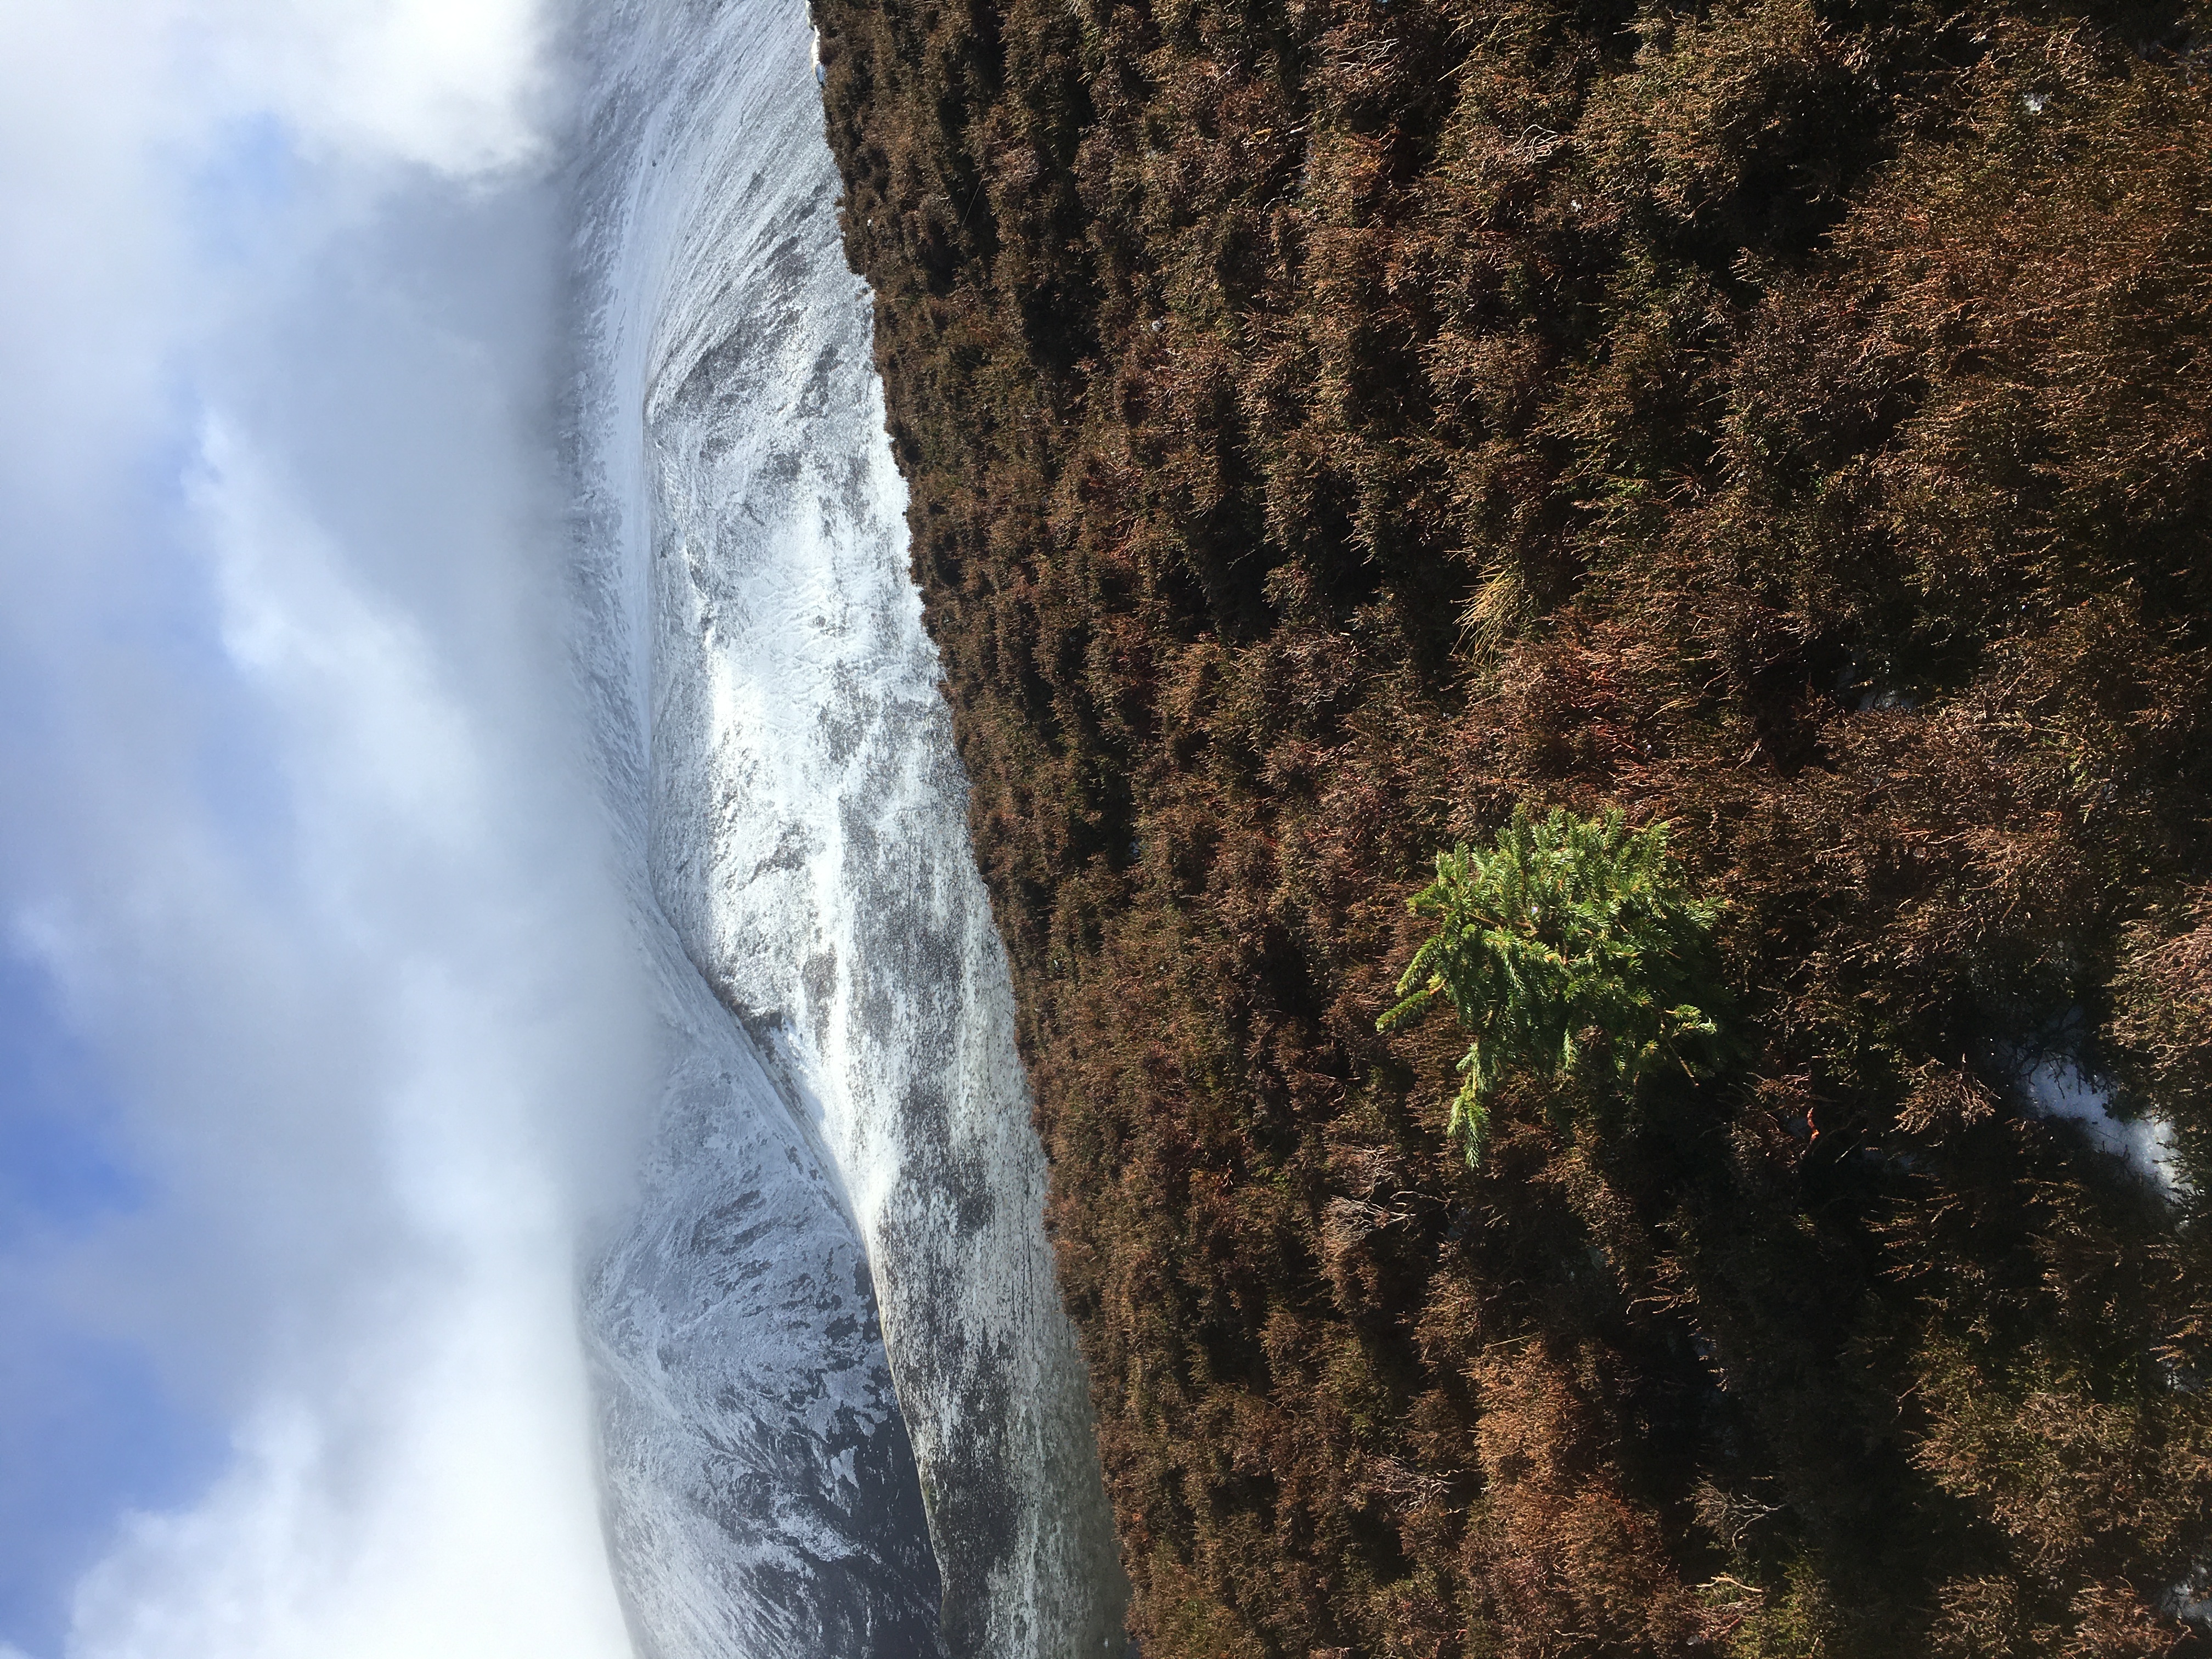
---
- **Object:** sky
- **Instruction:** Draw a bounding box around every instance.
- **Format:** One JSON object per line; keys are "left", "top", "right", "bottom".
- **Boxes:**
{"left": 0, "top": 3, "right": 650, "bottom": 1654}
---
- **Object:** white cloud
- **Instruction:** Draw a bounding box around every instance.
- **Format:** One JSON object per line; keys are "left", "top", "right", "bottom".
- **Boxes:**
{"left": 196, "top": 0, "right": 555, "bottom": 178}
{"left": 194, "top": 418, "right": 486, "bottom": 864}
{"left": 0, "top": 0, "right": 551, "bottom": 184}
{"left": 72, "top": 1263, "right": 627, "bottom": 1659}
{"left": 7, "top": 417, "right": 648, "bottom": 1654}
{"left": 0, "top": 1, "right": 650, "bottom": 1653}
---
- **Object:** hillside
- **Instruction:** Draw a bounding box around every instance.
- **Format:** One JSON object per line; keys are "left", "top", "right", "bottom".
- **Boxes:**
{"left": 814, "top": 2, "right": 2212, "bottom": 1652}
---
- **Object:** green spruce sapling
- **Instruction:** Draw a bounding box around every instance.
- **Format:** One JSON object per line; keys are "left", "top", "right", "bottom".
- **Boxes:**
{"left": 1380, "top": 805, "right": 1724, "bottom": 1164}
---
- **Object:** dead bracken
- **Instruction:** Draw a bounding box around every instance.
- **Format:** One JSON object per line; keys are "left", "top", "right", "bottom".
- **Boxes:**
{"left": 816, "top": 1, "right": 2212, "bottom": 1652}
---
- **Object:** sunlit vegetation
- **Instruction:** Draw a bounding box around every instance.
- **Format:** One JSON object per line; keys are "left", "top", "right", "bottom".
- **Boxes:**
{"left": 815, "top": 0, "right": 2212, "bottom": 1650}
{"left": 1380, "top": 808, "right": 1723, "bottom": 1164}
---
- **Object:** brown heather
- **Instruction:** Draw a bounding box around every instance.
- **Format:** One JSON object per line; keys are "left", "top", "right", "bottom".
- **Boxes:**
{"left": 812, "top": 0, "right": 2212, "bottom": 1651}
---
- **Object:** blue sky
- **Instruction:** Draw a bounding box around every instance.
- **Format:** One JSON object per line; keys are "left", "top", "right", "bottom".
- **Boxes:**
{"left": 0, "top": 4, "right": 647, "bottom": 1654}
{"left": 0, "top": 957, "right": 224, "bottom": 1655}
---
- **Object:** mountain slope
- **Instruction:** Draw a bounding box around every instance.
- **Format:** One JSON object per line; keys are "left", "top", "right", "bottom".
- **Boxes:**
{"left": 816, "top": 2, "right": 2212, "bottom": 1652}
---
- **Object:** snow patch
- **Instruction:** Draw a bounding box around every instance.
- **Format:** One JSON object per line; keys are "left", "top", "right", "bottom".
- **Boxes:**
{"left": 2016, "top": 1054, "right": 2181, "bottom": 1195}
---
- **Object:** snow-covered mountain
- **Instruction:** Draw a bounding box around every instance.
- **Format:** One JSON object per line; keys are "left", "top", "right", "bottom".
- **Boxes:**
{"left": 564, "top": 3, "right": 1126, "bottom": 1654}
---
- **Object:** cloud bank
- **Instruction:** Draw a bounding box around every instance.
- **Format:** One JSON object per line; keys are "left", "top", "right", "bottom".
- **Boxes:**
{"left": 0, "top": 2, "right": 645, "bottom": 1654}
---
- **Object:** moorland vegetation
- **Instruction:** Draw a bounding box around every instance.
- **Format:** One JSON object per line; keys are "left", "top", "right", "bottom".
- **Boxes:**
{"left": 814, "top": 0, "right": 2212, "bottom": 1651}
